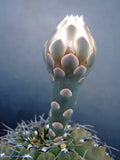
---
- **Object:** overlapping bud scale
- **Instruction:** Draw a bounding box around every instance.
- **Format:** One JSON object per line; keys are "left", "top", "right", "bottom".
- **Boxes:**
{"left": 44, "top": 15, "right": 96, "bottom": 82}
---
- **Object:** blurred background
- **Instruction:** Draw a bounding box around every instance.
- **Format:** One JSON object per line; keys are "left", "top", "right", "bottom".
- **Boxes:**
{"left": 0, "top": 0, "right": 120, "bottom": 158}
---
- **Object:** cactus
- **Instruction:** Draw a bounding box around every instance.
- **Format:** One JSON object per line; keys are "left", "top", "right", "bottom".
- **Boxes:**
{"left": 0, "top": 115, "right": 114, "bottom": 160}
{"left": 44, "top": 15, "right": 96, "bottom": 139}
{"left": 0, "top": 15, "right": 117, "bottom": 160}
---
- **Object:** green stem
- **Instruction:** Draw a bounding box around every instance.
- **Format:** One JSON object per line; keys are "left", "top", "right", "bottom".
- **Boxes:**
{"left": 49, "top": 76, "right": 80, "bottom": 139}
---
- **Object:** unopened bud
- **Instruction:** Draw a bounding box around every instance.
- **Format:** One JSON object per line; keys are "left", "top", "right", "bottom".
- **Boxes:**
{"left": 44, "top": 15, "right": 96, "bottom": 78}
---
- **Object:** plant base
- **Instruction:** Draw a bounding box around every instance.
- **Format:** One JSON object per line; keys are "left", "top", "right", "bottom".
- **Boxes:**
{"left": 0, "top": 115, "right": 115, "bottom": 160}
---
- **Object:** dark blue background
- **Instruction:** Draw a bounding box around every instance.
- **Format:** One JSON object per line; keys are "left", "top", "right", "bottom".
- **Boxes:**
{"left": 0, "top": 0, "right": 120, "bottom": 158}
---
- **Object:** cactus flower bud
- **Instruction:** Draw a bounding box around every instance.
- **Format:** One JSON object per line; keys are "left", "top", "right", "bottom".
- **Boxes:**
{"left": 44, "top": 15, "right": 97, "bottom": 139}
{"left": 44, "top": 15, "right": 96, "bottom": 76}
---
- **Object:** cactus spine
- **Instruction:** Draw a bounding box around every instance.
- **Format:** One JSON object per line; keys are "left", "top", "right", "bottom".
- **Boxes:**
{"left": 44, "top": 15, "right": 96, "bottom": 139}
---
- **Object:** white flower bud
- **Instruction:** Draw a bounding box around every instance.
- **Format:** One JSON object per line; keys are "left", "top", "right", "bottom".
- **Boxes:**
{"left": 44, "top": 15, "right": 96, "bottom": 76}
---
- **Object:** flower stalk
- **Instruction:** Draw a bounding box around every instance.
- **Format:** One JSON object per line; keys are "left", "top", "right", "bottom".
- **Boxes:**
{"left": 44, "top": 15, "right": 96, "bottom": 139}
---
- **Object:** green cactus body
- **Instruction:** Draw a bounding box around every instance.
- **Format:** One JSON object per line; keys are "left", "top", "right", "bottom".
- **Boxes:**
{"left": 50, "top": 76, "right": 79, "bottom": 138}
{"left": 0, "top": 116, "right": 114, "bottom": 160}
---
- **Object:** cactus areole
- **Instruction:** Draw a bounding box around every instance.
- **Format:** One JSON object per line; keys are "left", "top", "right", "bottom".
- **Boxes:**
{"left": 44, "top": 15, "right": 97, "bottom": 139}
